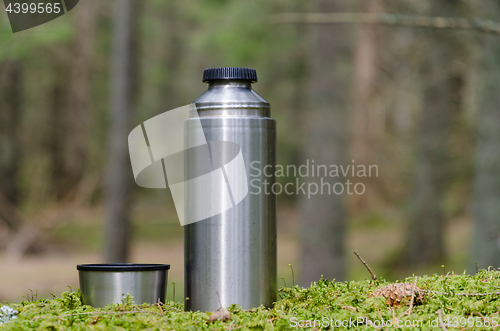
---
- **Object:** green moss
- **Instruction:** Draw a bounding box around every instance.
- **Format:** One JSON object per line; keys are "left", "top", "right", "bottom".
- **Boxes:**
{"left": 3, "top": 270, "right": 500, "bottom": 330}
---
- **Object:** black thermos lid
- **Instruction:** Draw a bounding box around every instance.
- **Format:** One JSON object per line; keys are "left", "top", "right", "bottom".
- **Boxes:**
{"left": 202, "top": 67, "right": 257, "bottom": 83}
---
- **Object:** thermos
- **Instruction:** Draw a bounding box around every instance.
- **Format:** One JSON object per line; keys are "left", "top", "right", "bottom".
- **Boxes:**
{"left": 184, "top": 67, "right": 277, "bottom": 311}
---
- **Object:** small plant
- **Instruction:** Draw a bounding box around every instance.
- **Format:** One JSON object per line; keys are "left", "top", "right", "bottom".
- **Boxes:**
{"left": 59, "top": 290, "right": 83, "bottom": 310}
{"left": 288, "top": 264, "right": 295, "bottom": 286}
{"left": 23, "top": 289, "right": 38, "bottom": 303}
{"left": 121, "top": 293, "right": 134, "bottom": 306}
{"left": 172, "top": 281, "right": 176, "bottom": 302}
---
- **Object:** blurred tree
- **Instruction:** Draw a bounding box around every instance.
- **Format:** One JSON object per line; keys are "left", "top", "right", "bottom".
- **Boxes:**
{"left": 398, "top": 1, "right": 467, "bottom": 267}
{"left": 288, "top": 0, "right": 310, "bottom": 161}
{"left": 60, "top": 0, "right": 96, "bottom": 199}
{"left": 161, "top": 1, "right": 182, "bottom": 112}
{"left": 471, "top": 1, "right": 500, "bottom": 271}
{"left": 299, "top": 0, "right": 352, "bottom": 285}
{"left": 349, "top": 0, "right": 383, "bottom": 212}
{"left": 47, "top": 56, "right": 70, "bottom": 198}
{"left": 104, "top": 0, "right": 141, "bottom": 263}
{"left": 0, "top": 60, "right": 22, "bottom": 233}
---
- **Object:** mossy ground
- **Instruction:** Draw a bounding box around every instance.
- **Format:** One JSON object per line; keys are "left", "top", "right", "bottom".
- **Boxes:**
{"left": 2, "top": 269, "right": 500, "bottom": 330}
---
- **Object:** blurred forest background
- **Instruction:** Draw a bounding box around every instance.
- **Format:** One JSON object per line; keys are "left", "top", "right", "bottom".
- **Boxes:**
{"left": 1, "top": 0, "right": 500, "bottom": 303}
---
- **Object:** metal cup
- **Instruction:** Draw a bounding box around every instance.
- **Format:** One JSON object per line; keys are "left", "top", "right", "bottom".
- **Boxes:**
{"left": 77, "top": 263, "right": 170, "bottom": 307}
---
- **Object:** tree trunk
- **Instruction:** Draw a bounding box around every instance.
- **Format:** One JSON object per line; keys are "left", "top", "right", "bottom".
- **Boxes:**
{"left": 471, "top": 2, "right": 500, "bottom": 270}
{"left": 47, "top": 62, "right": 69, "bottom": 198}
{"left": 399, "top": 2, "right": 466, "bottom": 267}
{"left": 104, "top": 0, "right": 140, "bottom": 263}
{"left": 349, "top": 0, "right": 382, "bottom": 212}
{"left": 0, "top": 60, "right": 22, "bottom": 232}
{"left": 299, "top": 0, "right": 351, "bottom": 285}
{"left": 61, "top": 0, "right": 96, "bottom": 198}
{"left": 162, "top": 1, "right": 182, "bottom": 112}
{"left": 403, "top": 57, "right": 450, "bottom": 265}
{"left": 287, "top": 0, "right": 311, "bottom": 171}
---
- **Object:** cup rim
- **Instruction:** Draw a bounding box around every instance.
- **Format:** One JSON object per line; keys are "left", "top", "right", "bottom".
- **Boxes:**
{"left": 77, "top": 263, "right": 170, "bottom": 271}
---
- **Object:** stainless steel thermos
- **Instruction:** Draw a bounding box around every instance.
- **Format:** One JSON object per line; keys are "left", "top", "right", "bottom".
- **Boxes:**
{"left": 184, "top": 67, "right": 277, "bottom": 311}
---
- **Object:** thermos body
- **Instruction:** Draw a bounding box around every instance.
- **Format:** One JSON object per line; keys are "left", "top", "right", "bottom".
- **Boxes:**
{"left": 184, "top": 68, "right": 277, "bottom": 312}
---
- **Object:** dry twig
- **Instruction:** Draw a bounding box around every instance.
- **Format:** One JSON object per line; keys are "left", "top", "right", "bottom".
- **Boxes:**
{"left": 375, "top": 305, "right": 383, "bottom": 321}
{"left": 339, "top": 304, "right": 359, "bottom": 312}
{"left": 437, "top": 309, "right": 448, "bottom": 331}
{"left": 398, "top": 276, "right": 417, "bottom": 319}
{"left": 354, "top": 251, "right": 377, "bottom": 280}
{"left": 417, "top": 289, "right": 500, "bottom": 296}
{"left": 157, "top": 299, "right": 165, "bottom": 316}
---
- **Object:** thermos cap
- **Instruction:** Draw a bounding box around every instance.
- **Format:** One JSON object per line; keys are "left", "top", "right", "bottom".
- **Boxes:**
{"left": 203, "top": 67, "right": 257, "bottom": 83}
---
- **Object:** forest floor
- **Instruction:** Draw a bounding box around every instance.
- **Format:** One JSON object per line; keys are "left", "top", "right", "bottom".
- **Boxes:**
{"left": 2, "top": 270, "right": 500, "bottom": 330}
{"left": 0, "top": 202, "right": 472, "bottom": 304}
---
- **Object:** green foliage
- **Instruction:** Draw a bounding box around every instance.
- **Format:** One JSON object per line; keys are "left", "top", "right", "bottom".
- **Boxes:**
{"left": 0, "top": 13, "right": 73, "bottom": 62}
{"left": 3, "top": 270, "right": 500, "bottom": 330}
{"left": 121, "top": 294, "right": 134, "bottom": 306}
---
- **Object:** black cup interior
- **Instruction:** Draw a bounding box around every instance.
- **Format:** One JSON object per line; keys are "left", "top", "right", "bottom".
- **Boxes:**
{"left": 77, "top": 263, "right": 170, "bottom": 271}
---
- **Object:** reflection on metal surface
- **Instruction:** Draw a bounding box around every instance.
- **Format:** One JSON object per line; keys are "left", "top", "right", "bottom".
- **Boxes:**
{"left": 77, "top": 264, "right": 169, "bottom": 307}
{"left": 128, "top": 104, "right": 249, "bottom": 226}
